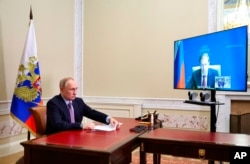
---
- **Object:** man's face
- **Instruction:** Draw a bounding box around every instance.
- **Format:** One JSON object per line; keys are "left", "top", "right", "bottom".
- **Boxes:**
{"left": 60, "top": 79, "right": 78, "bottom": 101}
{"left": 200, "top": 54, "right": 209, "bottom": 75}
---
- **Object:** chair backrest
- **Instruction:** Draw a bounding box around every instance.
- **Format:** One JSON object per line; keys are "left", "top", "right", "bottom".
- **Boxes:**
{"left": 192, "top": 65, "right": 221, "bottom": 76}
{"left": 29, "top": 106, "right": 47, "bottom": 137}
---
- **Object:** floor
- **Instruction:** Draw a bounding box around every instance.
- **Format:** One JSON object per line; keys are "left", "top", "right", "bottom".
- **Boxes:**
{"left": 0, "top": 151, "right": 23, "bottom": 164}
{"left": 0, "top": 150, "right": 228, "bottom": 164}
{"left": 131, "top": 149, "right": 209, "bottom": 164}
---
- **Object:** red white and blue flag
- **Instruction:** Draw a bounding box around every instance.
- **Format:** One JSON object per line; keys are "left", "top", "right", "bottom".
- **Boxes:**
{"left": 10, "top": 10, "right": 43, "bottom": 136}
{"left": 174, "top": 41, "right": 185, "bottom": 88}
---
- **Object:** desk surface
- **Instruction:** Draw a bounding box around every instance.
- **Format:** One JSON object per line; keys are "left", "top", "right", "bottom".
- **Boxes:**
{"left": 139, "top": 128, "right": 250, "bottom": 163}
{"left": 139, "top": 128, "right": 250, "bottom": 147}
{"left": 32, "top": 123, "right": 137, "bottom": 152}
{"left": 27, "top": 117, "right": 143, "bottom": 151}
{"left": 21, "top": 117, "right": 144, "bottom": 164}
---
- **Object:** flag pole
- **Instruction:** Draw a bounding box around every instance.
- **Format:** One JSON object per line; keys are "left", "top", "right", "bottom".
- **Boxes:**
{"left": 27, "top": 6, "right": 33, "bottom": 141}
{"left": 30, "top": 6, "right": 33, "bottom": 20}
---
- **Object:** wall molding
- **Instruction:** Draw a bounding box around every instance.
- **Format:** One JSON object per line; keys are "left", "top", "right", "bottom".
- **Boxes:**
{"left": 2, "top": 92, "right": 250, "bottom": 133}
{"left": 0, "top": 97, "right": 209, "bottom": 115}
{"left": 83, "top": 96, "right": 210, "bottom": 111}
{"left": 74, "top": 0, "right": 83, "bottom": 97}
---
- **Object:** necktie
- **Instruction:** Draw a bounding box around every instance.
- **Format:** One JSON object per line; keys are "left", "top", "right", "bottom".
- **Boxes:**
{"left": 202, "top": 75, "right": 206, "bottom": 87}
{"left": 68, "top": 102, "right": 75, "bottom": 123}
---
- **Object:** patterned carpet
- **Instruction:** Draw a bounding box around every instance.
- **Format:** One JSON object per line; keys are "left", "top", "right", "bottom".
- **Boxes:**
{"left": 131, "top": 149, "right": 221, "bottom": 164}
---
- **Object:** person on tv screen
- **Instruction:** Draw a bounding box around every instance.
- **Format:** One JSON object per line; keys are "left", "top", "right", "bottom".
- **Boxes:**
{"left": 46, "top": 77, "right": 120, "bottom": 134}
{"left": 186, "top": 51, "right": 219, "bottom": 89}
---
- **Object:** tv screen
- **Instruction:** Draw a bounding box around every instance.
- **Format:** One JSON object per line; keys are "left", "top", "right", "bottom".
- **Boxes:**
{"left": 174, "top": 25, "right": 248, "bottom": 92}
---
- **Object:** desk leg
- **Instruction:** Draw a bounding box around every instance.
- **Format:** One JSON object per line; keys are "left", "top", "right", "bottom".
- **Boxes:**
{"left": 140, "top": 151, "right": 146, "bottom": 164}
{"left": 140, "top": 142, "right": 146, "bottom": 164}
{"left": 153, "top": 153, "right": 161, "bottom": 164}
{"left": 209, "top": 103, "right": 216, "bottom": 164}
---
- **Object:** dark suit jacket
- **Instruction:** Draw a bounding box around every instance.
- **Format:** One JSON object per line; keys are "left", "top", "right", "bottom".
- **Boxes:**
{"left": 46, "top": 94, "right": 108, "bottom": 134}
{"left": 186, "top": 68, "right": 219, "bottom": 89}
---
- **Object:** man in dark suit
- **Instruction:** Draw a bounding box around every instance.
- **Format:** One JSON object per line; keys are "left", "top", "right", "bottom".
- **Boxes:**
{"left": 46, "top": 77, "right": 120, "bottom": 134}
{"left": 186, "top": 53, "right": 219, "bottom": 89}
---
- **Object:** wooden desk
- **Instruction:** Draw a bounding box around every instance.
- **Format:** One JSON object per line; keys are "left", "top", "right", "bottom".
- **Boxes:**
{"left": 139, "top": 128, "right": 250, "bottom": 164}
{"left": 21, "top": 118, "right": 144, "bottom": 164}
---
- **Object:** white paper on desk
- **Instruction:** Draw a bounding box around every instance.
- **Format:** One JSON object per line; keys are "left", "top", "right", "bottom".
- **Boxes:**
{"left": 94, "top": 124, "right": 116, "bottom": 131}
{"left": 94, "top": 123, "right": 122, "bottom": 131}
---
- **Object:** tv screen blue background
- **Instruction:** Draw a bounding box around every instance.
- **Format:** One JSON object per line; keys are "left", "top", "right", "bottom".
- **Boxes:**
{"left": 174, "top": 25, "right": 248, "bottom": 92}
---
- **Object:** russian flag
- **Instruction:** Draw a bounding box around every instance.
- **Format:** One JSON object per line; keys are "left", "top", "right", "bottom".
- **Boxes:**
{"left": 174, "top": 41, "right": 185, "bottom": 88}
{"left": 10, "top": 9, "right": 43, "bottom": 136}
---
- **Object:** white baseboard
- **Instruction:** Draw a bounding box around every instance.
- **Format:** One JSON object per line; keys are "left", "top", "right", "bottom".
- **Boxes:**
{"left": 0, "top": 137, "right": 26, "bottom": 157}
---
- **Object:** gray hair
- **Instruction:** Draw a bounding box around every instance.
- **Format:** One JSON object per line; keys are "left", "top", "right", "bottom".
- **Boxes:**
{"left": 59, "top": 77, "right": 74, "bottom": 89}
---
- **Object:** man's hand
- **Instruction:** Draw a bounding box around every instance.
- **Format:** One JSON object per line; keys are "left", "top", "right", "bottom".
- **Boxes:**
{"left": 109, "top": 117, "right": 121, "bottom": 129}
{"left": 83, "top": 122, "right": 95, "bottom": 129}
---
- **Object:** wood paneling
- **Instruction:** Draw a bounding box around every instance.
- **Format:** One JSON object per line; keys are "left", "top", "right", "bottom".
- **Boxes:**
{"left": 231, "top": 100, "right": 250, "bottom": 115}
